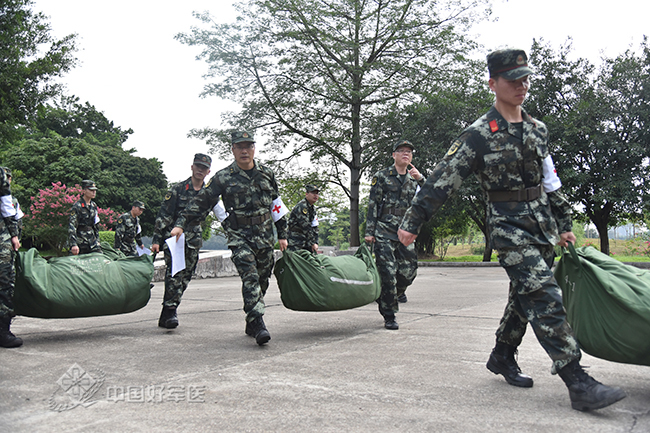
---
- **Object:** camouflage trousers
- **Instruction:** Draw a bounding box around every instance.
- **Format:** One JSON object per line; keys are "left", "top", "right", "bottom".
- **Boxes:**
{"left": 0, "top": 250, "right": 16, "bottom": 319}
{"left": 162, "top": 243, "right": 200, "bottom": 308}
{"left": 74, "top": 230, "right": 102, "bottom": 255}
{"left": 374, "top": 238, "right": 418, "bottom": 317}
{"left": 496, "top": 244, "right": 581, "bottom": 373}
{"left": 230, "top": 244, "right": 274, "bottom": 323}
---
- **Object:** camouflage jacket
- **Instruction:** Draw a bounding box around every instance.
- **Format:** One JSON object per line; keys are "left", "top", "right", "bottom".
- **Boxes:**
{"left": 287, "top": 198, "right": 318, "bottom": 250}
{"left": 366, "top": 165, "right": 426, "bottom": 241}
{"left": 400, "top": 106, "right": 572, "bottom": 249}
{"left": 0, "top": 167, "right": 18, "bottom": 259}
{"left": 176, "top": 161, "right": 288, "bottom": 249}
{"left": 152, "top": 177, "right": 205, "bottom": 250}
{"left": 114, "top": 211, "right": 143, "bottom": 256}
{"left": 68, "top": 198, "right": 100, "bottom": 248}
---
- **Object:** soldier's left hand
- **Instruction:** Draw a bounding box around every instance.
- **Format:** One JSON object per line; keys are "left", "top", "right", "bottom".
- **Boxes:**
{"left": 557, "top": 231, "right": 577, "bottom": 248}
{"left": 279, "top": 239, "right": 288, "bottom": 251}
{"left": 170, "top": 226, "right": 184, "bottom": 241}
{"left": 408, "top": 164, "right": 422, "bottom": 180}
{"left": 11, "top": 236, "right": 20, "bottom": 252}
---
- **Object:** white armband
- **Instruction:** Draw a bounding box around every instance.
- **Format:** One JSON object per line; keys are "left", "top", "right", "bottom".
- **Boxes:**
{"left": 270, "top": 197, "right": 288, "bottom": 222}
{"left": 212, "top": 200, "right": 229, "bottom": 223}
{"left": 542, "top": 155, "right": 562, "bottom": 193}
{"left": 1, "top": 196, "right": 16, "bottom": 218}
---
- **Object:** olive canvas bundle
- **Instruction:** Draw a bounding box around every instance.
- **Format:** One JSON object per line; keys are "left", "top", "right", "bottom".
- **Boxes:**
{"left": 14, "top": 244, "right": 154, "bottom": 318}
{"left": 274, "top": 243, "right": 381, "bottom": 311}
{"left": 555, "top": 243, "right": 650, "bottom": 366}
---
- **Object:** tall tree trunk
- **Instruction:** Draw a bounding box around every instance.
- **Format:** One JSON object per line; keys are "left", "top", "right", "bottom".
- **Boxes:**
{"left": 482, "top": 236, "right": 492, "bottom": 262}
{"left": 595, "top": 220, "right": 610, "bottom": 256}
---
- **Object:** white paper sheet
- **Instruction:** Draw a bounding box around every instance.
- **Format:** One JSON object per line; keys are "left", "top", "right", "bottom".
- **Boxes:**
{"left": 165, "top": 233, "right": 186, "bottom": 276}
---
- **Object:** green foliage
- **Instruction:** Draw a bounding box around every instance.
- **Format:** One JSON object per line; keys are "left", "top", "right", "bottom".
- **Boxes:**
{"left": 99, "top": 231, "right": 115, "bottom": 247}
{"left": 0, "top": 0, "right": 77, "bottom": 146}
{"left": 177, "top": 0, "right": 489, "bottom": 245}
{"left": 26, "top": 182, "right": 120, "bottom": 255}
{"left": 3, "top": 100, "right": 168, "bottom": 235}
{"left": 526, "top": 38, "right": 650, "bottom": 255}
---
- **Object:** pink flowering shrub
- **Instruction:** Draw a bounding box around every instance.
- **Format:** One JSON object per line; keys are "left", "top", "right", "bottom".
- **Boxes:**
{"left": 26, "top": 182, "right": 119, "bottom": 255}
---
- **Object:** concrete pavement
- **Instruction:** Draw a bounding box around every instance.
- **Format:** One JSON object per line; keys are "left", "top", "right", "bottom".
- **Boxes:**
{"left": 2, "top": 266, "right": 649, "bottom": 432}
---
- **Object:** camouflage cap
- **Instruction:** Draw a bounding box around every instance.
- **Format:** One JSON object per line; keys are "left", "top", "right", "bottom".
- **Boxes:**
{"left": 132, "top": 200, "right": 146, "bottom": 209}
{"left": 193, "top": 153, "right": 212, "bottom": 168}
{"left": 305, "top": 184, "right": 320, "bottom": 193}
{"left": 81, "top": 180, "right": 98, "bottom": 190}
{"left": 393, "top": 139, "right": 415, "bottom": 152}
{"left": 231, "top": 131, "right": 255, "bottom": 144}
{"left": 487, "top": 49, "right": 534, "bottom": 80}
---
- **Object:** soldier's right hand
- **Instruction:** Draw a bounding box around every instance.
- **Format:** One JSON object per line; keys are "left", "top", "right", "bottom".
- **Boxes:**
{"left": 364, "top": 235, "right": 375, "bottom": 243}
{"left": 151, "top": 243, "right": 160, "bottom": 254}
{"left": 71, "top": 246, "right": 80, "bottom": 255}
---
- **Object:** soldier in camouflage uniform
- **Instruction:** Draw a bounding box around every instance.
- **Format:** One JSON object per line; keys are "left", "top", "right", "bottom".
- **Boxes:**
{"left": 0, "top": 166, "right": 22, "bottom": 348}
{"left": 114, "top": 200, "right": 146, "bottom": 256}
{"left": 287, "top": 184, "right": 319, "bottom": 253}
{"left": 172, "top": 131, "right": 288, "bottom": 346}
{"left": 398, "top": 49, "right": 625, "bottom": 411}
{"left": 365, "top": 140, "right": 425, "bottom": 330}
{"left": 151, "top": 154, "right": 212, "bottom": 329}
{"left": 69, "top": 180, "right": 102, "bottom": 255}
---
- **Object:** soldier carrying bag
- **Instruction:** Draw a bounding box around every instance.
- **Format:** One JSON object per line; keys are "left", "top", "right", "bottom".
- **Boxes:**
{"left": 274, "top": 243, "right": 380, "bottom": 311}
{"left": 555, "top": 243, "right": 650, "bottom": 366}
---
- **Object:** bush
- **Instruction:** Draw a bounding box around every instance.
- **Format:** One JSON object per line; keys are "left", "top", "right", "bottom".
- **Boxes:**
{"left": 99, "top": 231, "right": 115, "bottom": 247}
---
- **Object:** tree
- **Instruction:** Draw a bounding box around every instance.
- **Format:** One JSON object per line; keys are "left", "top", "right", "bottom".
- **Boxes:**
{"left": 0, "top": 0, "right": 77, "bottom": 147}
{"left": 3, "top": 100, "right": 168, "bottom": 235}
{"left": 177, "top": 0, "right": 489, "bottom": 245}
{"left": 526, "top": 39, "right": 650, "bottom": 255}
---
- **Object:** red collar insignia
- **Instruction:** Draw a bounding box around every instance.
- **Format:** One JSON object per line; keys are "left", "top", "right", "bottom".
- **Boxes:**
{"left": 489, "top": 119, "right": 499, "bottom": 133}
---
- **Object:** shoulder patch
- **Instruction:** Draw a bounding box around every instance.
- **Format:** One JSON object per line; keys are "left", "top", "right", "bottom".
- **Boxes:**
{"left": 117, "top": 217, "right": 123, "bottom": 224}
{"left": 302, "top": 208, "right": 308, "bottom": 215}
{"left": 371, "top": 176, "right": 378, "bottom": 186}
{"left": 164, "top": 192, "right": 172, "bottom": 201}
{"left": 205, "top": 178, "right": 212, "bottom": 188}
{"left": 447, "top": 140, "right": 462, "bottom": 156}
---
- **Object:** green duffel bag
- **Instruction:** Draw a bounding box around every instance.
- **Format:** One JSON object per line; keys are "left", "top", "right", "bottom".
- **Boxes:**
{"left": 555, "top": 243, "right": 650, "bottom": 366}
{"left": 274, "top": 243, "right": 381, "bottom": 311}
{"left": 14, "top": 244, "right": 154, "bottom": 318}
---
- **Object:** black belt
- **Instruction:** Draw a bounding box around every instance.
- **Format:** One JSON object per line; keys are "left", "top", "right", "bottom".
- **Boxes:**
{"left": 487, "top": 185, "right": 542, "bottom": 202}
{"left": 236, "top": 213, "right": 271, "bottom": 226}
{"left": 382, "top": 207, "right": 406, "bottom": 216}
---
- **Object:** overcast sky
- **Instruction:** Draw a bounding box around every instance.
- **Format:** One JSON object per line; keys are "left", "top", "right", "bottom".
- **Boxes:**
{"left": 35, "top": 0, "right": 649, "bottom": 184}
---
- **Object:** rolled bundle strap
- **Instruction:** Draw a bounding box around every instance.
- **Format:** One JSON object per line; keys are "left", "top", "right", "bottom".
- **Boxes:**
{"left": 487, "top": 185, "right": 542, "bottom": 202}
{"left": 382, "top": 207, "right": 406, "bottom": 216}
{"left": 236, "top": 212, "right": 271, "bottom": 226}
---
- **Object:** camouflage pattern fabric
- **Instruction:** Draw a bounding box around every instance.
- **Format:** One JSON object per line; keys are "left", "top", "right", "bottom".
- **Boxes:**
{"left": 496, "top": 244, "right": 581, "bottom": 373}
{"left": 374, "top": 239, "right": 417, "bottom": 316}
{"left": 161, "top": 242, "right": 200, "bottom": 308}
{"left": 152, "top": 177, "right": 206, "bottom": 307}
{"left": 366, "top": 166, "right": 425, "bottom": 242}
{"left": 287, "top": 198, "right": 318, "bottom": 252}
{"left": 0, "top": 167, "right": 18, "bottom": 319}
{"left": 114, "top": 211, "right": 143, "bottom": 257}
{"left": 68, "top": 198, "right": 102, "bottom": 254}
{"left": 152, "top": 177, "right": 204, "bottom": 250}
{"left": 400, "top": 106, "right": 580, "bottom": 371}
{"left": 366, "top": 166, "right": 425, "bottom": 317}
{"left": 176, "top": 160, "right": 288, "bottom": 321}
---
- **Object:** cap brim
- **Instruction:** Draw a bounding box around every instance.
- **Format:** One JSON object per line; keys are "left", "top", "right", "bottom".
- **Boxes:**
{"left": 194, "top": 161, "right": 211, "bottom": 168}
{"left": 499, "top": 66, "right": 534, "bottom": 80}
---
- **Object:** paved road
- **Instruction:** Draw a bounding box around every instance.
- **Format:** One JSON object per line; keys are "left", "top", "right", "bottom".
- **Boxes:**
{"left": 2, "top": 267, "right": 648, "bottom": 432}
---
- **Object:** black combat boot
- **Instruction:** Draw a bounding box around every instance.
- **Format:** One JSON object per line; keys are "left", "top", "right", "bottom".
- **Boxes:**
{"left": 486, "top": 342, "right": 533, "bottom": 387}
{"left": 158, "top": 306, "right": 179, "bottom": 329}
{"left": 249, "top": 316, "right": 270, "bottom": 346}
{"left": 558, "top": 360, "right": 626, "bottom": 411}
{"left": 383, "top": 313, "right": 399, "bottom": 330}
{"left": 0, "top": 316, "right": 23, "bottom": 348}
